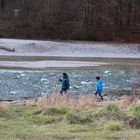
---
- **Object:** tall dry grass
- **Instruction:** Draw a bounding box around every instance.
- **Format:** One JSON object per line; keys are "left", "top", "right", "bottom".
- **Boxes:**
{"left": 118, "top": 94, "right": 139, "bottom": 108}
{"left": 25, "top": 86, "right": 103, "bottom": 109}
{"left": 0, "top": 102, "right": 11, "bottom": 110}
{"left": 35, "top": 93, "right": 103, "bottom": 109}
{"left": 25, "top": 86, "right": 139, "bottom": 109}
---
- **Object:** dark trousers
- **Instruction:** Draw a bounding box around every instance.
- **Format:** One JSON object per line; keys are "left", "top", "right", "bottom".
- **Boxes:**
{"left": 95, "top": 91, "right": 103, "bottom": 101}
{"left": 60, "top": 89, "right": 67, "bottom": 96}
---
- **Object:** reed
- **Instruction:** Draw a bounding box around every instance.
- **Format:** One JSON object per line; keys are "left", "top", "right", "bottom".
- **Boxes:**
{"left": 33, "top": 90, "right": 103, "bottom": 109}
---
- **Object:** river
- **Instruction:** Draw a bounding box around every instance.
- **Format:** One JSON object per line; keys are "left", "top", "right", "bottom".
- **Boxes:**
{"left": 0, "top": 62, "right": 140, "bottom": 100}
{"left": 0, "top": 39, "right": 139, "bottom": 100}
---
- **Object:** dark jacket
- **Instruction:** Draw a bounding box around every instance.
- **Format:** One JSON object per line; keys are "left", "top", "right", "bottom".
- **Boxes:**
{"left": 59, "top": 75, "right": 70, "bottom": 90}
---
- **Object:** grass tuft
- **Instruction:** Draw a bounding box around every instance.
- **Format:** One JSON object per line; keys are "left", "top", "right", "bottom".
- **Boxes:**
{"left": 66, "top": 110, "right": 93, "bottom": 124}
{"left": 104, "top": 121, "right": 122, "bottom": 131}
{"left": 124, "top": 116, "right": 140, "bottom": 129}
{"left": 42, "top": 106, "right": 68, "bottom": 115}
{"left": 129, "top": 103, "right": 140, "bottom": 119}
{"left": 95, "top": 102, "right": 125, "bottom": 120}
{"left": 27, "top": 115, "right": 63, "bottom": 125}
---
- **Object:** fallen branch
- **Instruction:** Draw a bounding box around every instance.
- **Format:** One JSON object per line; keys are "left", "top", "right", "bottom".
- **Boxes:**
{"left": 0, "top": 46, "right": 15, "bottom": 52}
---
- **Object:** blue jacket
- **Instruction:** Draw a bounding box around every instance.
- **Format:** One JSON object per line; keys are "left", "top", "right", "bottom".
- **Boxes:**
{"left": 96, "top": 80, "right": 102, "bottom": 93}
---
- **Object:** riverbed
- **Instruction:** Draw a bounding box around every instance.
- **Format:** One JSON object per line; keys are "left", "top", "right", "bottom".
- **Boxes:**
{"left": 0, "top": 39, "right": 139, "bottom": 100}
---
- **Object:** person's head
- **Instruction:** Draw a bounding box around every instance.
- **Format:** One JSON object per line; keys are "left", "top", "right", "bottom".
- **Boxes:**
{"left": 96, "top": 76, "right": 100, "bottom": 80}
{"left": 63, "top": 73, "right": 68, "bottom": 78}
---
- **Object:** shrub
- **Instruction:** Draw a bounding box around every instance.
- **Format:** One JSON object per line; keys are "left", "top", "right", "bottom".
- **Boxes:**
{"left": 95, "top": 103, "right": 125, "bottom": 120}
{"left": 129, "top": 103, "right": 140, "bottom": 119}
{"left": 32, "top": 109, "right": 42, "bottom": 115}
{"left": 124, "top": 116, "right": 140, "bottom": 129}
{"left": 66, "top": 110, "right": 93, "bottom": 124}
{"left": 104, "top": 121, "right": 122, "bottom": 131}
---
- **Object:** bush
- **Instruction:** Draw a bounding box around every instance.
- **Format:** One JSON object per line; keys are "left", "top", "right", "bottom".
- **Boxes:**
{"left": 104, "top": 121, "right": 122, "bottom": 131}
{"left": 95, "top": 103, "right": 125, "bottom": 120}
{"left": 124, "top": 116, "right": 140, "bottom": 129}
{"left": 66, "top": 110, "right": 93, "bottom": 124}
{"left": 129, "top": 103, "right": 140, "bottom": 119}
{"left": 42, "top": 106, "right": 68, "bottom": 115}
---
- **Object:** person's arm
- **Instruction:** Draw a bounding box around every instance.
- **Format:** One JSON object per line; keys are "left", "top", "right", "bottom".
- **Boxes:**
{"left": 96, "top": 82, "right": 98, "bottom": 92}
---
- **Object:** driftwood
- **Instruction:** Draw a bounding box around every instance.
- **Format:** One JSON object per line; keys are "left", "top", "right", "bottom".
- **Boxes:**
{"left": 0, "top": 46, "right": 15, "bottom": 52}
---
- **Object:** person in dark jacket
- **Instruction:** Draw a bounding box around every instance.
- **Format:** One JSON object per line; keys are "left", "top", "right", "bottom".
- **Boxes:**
{"left": 95, "top": 76, "right": 104, "bottom": 101}
{"left": 59, "top": 73, "right": 70, "bottom": 96}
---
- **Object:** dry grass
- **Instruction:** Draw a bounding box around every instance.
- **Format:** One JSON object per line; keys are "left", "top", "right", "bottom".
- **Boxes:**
{"left": 117, "top": 94, "right": 139, "bottom": 108}
{"left": 136, "top": 99, "right": 140, "bottom": 104}
{"left": 0, "top": 106, "right": 7, "bottom": 111}
{"left": 24, "top": 86, "right": 139, "bottom": 109}
{"left": 25, "top": 87, "right": 103, "bottom": 109}
{"left": 0, "top": 102, "right": 11, "bottom": 110}
{"left": 25, "top": 99, "right": 36, "bottom": 107}
{"left": 72, "top": 95, "right": 103, "bottom": 108}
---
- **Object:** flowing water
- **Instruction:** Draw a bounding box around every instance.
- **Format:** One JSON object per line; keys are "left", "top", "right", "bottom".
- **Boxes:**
{"left": 0, "top": 39, "right": 139, "bottom": 100}
{"left": 0, "top": 64, "right": 140, "bottom": 100}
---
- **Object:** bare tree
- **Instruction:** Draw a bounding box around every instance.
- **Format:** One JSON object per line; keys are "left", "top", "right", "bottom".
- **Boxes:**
{"left": 0, "top": 0, "right": 139, "bottom": 41}
{"left": 0, "top": 0, "right": 5, "bottom": 9}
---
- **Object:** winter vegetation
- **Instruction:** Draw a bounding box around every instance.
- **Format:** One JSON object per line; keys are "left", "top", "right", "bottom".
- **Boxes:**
{"left": 0, "top": 92, "right": 140, "bottom": 140}
{"left": 0, "top": 0, "right": 140, "bottom": 42}
{"left": 0, "top": 1, "right": 140, "bottom": 140}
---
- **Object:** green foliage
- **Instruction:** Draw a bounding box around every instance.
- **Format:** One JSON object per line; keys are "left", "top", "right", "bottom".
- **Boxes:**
{"left": 0, "top": 109, "right": 19, "bottom": 119}
{"left": 0, "top": 110, "right": 11, "bottom": 118}
{"left": 42, "top": 106, "right": 68, "bottom": 115}
{"left": 95, "top": 103, "right": 125, "bottom": 120}
{"left": 27, "top": 115, "right": 63, "bottom": 125}
{"left": 0, "top": 121, "right": 9, "bottom": 129}
{"left": 129, "top": 103, "right": 140, "bottom": 119}
{"left": 10, "top": 107, "right": 64, "bottom": 125}
{"left": 66, "top": 110, "right": 93, "bottom": 124}
{"left": 9, "top": 107, "right": 41, "bottom": 118}
{"left": 0, "top": 105, "right": 140, "bottom": 140}
{"left": 104, "top": 121, "right": 122, "bottom": 131}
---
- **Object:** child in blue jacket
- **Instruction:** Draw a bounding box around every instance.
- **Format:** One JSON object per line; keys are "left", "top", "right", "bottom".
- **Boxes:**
{"left": 95, "top": 76, "right": 104, "bottom": 101}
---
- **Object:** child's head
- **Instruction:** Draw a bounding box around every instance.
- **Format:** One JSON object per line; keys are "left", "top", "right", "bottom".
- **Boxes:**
{"left": 96, "top": 76, "right": 100, "bottom": 80}
{"left": 63, "top": 73, "right": 67, "bottom": 78}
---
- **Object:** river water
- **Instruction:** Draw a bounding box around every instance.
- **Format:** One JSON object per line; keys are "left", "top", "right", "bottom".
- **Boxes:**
{"left": 0, "top": 39, "right": 140, "bottom": 100}
{"left": 0, "top": 65, "right": 140, "bottom": 100}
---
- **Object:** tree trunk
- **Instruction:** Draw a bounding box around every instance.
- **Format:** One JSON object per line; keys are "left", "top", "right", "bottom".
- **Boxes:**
{"left": 127, "top": 1, "right": 132, "bottom": 28}
{"left": 118, "top": 0, "right": 122, "bottom": 33}
{"left": 1, "top": 0, "right": 5, "bottom": 9}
